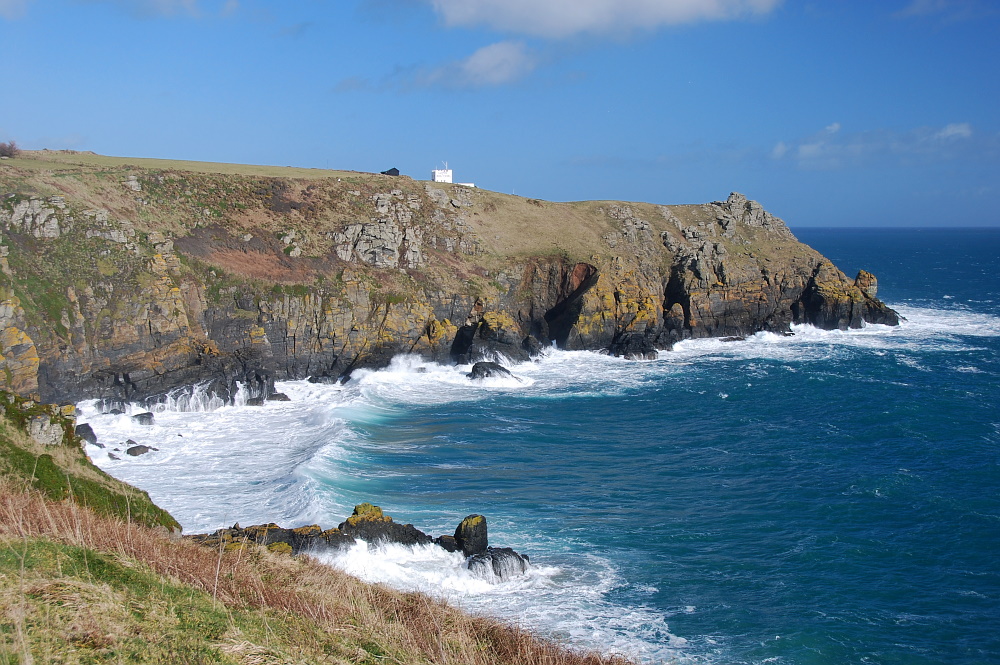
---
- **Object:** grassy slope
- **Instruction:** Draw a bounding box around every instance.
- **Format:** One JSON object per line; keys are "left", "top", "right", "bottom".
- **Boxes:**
{"left": 0, "top": 485, "right": 633, "bottom": 665}
{"left": 0, "top": 394, "right": 634, "bottom": 664}
{"left": 0, "top": 397, "right": 178, "bottom": 532}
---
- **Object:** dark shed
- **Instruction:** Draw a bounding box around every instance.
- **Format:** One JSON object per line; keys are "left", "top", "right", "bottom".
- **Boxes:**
{"left": 380, "top": 167, "right": 400, "bottom": 176}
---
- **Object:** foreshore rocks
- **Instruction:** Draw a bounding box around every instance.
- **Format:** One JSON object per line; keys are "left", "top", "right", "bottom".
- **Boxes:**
{"left": 336, "top": 502, "right": 433, "bottom": 547}
{"left": 189, "top": 503, "right": 530, "bottom": 582}
{"left": 0, "top": 155, "right": 901, "bottom": 406}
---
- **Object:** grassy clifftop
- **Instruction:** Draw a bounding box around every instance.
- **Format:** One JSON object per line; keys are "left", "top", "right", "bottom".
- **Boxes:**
{"left": 0, "top": 150, "right": 896, "bottom": 406}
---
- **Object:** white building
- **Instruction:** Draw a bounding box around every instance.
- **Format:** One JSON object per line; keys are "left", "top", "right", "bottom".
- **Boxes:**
{"left": 431, "top": 168, "right": 453, "bottom": 184}
{"left": 431, "top": 166, "right": 475, "bottom": 188}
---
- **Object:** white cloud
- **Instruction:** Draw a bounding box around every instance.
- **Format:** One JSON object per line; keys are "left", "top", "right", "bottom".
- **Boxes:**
{"left": 935, "top": 122, "right": 972, "bottom": 139}
{"left": 418, "top": 41, "right": 538, "bottom": 88}
{"left": 0, "top": 0, "right": 31, "bottom": 19}
{"left": 428, "top": 0, "right": 783, "bottom": 38}
{"left": 771, "top": 122, "right": 979, "bottom": 170}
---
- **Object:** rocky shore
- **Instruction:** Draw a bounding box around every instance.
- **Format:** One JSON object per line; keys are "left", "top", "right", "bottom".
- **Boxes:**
{"left": 0, "top": 151, "right": 898, "bottom": 410}
{"left": 190, "top": 503, "right": 531, "bottom": 583}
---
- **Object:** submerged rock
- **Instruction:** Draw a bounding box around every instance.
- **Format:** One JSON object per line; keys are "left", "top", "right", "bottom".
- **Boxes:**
{"left": 467, "top": 547, "right": 530, "bottom": 582}
{"left": 467, "top": 362, "right": 514, "bottom": 380}
{"left": 132, "top": 412, "right": 155, "bottom": 425}
{"left": 126, "top": 444, "right": 156, "bottom": 456}
{"left": 607, "top": 331, "right": 658, "bottom": 360}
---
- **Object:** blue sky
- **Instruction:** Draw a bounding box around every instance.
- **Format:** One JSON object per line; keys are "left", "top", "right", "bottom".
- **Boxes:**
{"left": 1, "top": 0, "right": 998, "bottom": 226}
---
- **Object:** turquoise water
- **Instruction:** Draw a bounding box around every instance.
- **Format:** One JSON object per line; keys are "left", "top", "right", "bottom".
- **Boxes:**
{"left": 85, "top": 228, "right": 1000, "bottom": 665}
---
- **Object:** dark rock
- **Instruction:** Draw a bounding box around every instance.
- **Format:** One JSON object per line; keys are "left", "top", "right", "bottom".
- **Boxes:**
{"left": 320, "top": 528, "right": 357, "bottom": 550}
{"left": 521, "top": 335, "right": 545, "bottom": 358}
{"left": 189, "top": 520, "right": 357, "bottom": 556}
{"left": 721, "top": 336, "right": 746, "bottom": 342}
{"left": 454, "top": 514, "right": 488, "bottom": 557}
{"left": 607, "top": 331, "right": 658, "bottom": 360}
{"left": 467, "top": 362, "right": 514, "bottom": 381}
{"left": 75, "top": 423, "right": 98, "bottom": 446}
{"left": 126, "top": 444, "right": 154, "bottom": 456}
{"left": 337, "top": 503, "right": 433, "bottom": 547}
{"left": 132, "top": 412, "right": 155, "bottom": 425}
{"left": 245, "top": 397, "right": 265, "bottom": 406}
{"left": 109, "top": 409, "right": 124, "bottom": 415}
{"left": 108, "top": 452, "right": 120, "bottom": 460}
{"left": 435, "top": 534, "right": 460, "bottom": 553}
{"left": 267, "top": 392, "right": 291, "bottom": 401}
{"left": 467, "top": 547, "right": 530, "bottom": 582}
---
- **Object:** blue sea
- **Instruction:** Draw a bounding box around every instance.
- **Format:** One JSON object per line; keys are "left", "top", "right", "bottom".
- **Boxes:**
{"left": 81, "top": 228, "right": 1000, "bottom": 665}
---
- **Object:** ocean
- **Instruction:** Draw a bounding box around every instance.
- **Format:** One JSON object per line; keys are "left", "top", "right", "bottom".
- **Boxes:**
{"left": 80, "top": 227, "right": 1000, "bottom": 665}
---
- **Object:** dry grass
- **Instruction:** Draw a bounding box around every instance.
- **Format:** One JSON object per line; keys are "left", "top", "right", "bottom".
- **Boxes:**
{"left": 0, "top": 482, "right": 637, "bottom": 665}
{"left": 13, "top": 150, "right": 364, "bottom": 181}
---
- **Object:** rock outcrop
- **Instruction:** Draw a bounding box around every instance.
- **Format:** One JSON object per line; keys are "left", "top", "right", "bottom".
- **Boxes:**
{"left": 337, "top": 502, "right": 433, "bottom": 547}
{"left": 0, "top": 154, "right": 900, "bottom": 404}
{"left": 190, "top": 503, "right": 531, "bottom": 583}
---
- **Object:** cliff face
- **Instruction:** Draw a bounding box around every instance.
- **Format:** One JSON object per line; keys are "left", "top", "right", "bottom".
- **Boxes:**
{"left": 0, "top": 152, "right": 898, "bottom": 405}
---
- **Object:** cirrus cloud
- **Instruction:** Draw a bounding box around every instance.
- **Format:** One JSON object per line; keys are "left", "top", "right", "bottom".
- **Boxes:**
{"left": 771, "top": 121, "right": 982, "bottom": 170}
{"left": 427, "top": 0, "right": 783, "bottom": 39}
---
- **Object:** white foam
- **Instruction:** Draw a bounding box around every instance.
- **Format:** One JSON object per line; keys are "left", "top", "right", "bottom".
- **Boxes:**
{"left": 317, "top": 541, "right": 685, "bottom": 664}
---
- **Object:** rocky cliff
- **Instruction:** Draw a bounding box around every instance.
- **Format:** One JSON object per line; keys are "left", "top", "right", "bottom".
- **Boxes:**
{"left": 0, "top": 151, "right": 898, "bottom": 405}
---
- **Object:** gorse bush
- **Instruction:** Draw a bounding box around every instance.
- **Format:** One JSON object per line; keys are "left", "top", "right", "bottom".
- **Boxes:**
{"left": 0, "top": 141, "right": 20, "bottom": 158}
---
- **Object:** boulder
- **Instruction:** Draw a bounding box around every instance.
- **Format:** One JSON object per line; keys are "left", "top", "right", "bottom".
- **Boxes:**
{"left": 267, "top": 392, "right": 291, "bottom": 402}
{"left": 521, "top": 335, "right": 545, "bottom": 358}
{"left": 244, "top": 397, "right": 265, "bottom": 406}
{"left": 337, "top": 503, "right": 433, "bottom": 547}
{"left": 467, "top": 547, "right": 530, "bottom": 582}
{"left": 435, "top": 534, "right": 461, "bottom": 553}
{"left": 132, "top": 412, "right": 155, "bottom": 425}
{"left": 28, "top": 415, "right": 65, "bottom": 446}
{"left": 607, "top": 331, "right": 658, "bottom": 360}
{"left": 467, "top": 362, "right": 513, "bottom": 381}
{"left": 126, "top": 444, "right": 155, "bottom": 456}
{"left": 454, "top": 514, "right": 488, "bottom": 557}
{"left": 75, "top": 422, "right": 98, "bottom": 446}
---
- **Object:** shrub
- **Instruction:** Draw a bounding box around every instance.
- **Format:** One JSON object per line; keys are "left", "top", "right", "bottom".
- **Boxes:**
{"left": 0, "top": 140, "right": 21, "bottom": 158}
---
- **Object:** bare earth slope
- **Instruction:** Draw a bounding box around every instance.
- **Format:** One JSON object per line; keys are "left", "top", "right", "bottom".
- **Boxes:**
{"left": 0, "top": 151, "right": 898, "bottom": 404}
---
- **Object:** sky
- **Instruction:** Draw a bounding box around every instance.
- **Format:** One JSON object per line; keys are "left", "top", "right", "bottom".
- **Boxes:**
{"left": 1, "top": 0, "right": 999, "bottom": 227}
